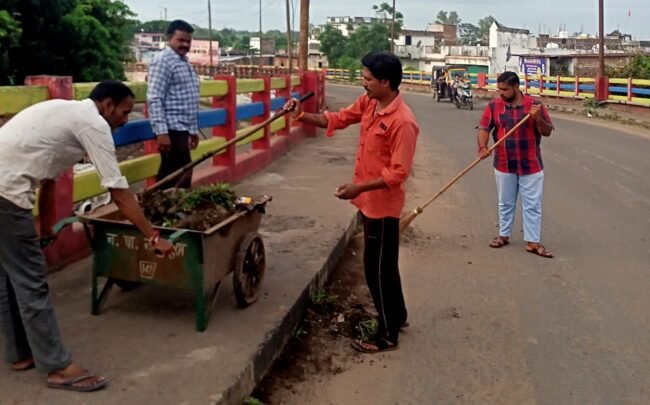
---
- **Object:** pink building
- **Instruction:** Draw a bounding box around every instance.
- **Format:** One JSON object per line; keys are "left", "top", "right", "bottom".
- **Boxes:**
{"left": 187, "top": 39, "right": 220, "bottom": 66}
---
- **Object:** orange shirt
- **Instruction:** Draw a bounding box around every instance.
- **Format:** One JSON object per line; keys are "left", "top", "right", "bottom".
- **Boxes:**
{"left": 324, "top": 93, "right": 419, "bottom": 219}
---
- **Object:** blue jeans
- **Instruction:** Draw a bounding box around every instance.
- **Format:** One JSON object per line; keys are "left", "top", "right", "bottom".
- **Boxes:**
{"left": 494, "top": 170, "right": 544, "bottom": 243}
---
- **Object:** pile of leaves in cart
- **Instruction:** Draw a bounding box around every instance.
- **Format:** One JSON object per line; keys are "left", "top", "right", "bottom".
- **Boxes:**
{"left": 142, "top": 183, "right": 236, "bottom": 231}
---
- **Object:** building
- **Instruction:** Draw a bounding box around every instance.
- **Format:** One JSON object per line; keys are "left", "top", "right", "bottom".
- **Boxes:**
{"left": 641, "top": 41, "right": 650, "bottom": 52}
{"left": 134, "top": 32, "right": 167, "bottom": 50}
{"left": 132, "top": 33, "right": 219, "bottom": 66}
{"left": 426, "top": 23, "right": 458, "bottom": 45}
{"left": 394, "top": 30, "right": 438, "bottom": 64}
{"left": 489, "top": 21, "right": 538, "bottom": 73}
{"left": 132, "top": 32, "right": 167, "bottom": 63}
{"left": 537, "top": 31, "right": 640, "bottom": 52}
{"left": 186, "top": 39, "right": 219, "bottom": 66}
{"left": 442, "top": 46, "right": 490, "bottom": 74}
{"left": 394, "top": 25, "right": 488, "bottom": 73}
{"left": 250, "top": 37, "right": 276, "bottom": 55}
{"left": 515, "top": 52, "right": 638, "bottom": 77}
{"left": 321, "top": 16, "right": 378, "bottom": 37}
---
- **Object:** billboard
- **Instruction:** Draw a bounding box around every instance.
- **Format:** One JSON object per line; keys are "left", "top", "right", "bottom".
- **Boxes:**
{"left": 519, "top": 57, "right": 547, "bottom": 76}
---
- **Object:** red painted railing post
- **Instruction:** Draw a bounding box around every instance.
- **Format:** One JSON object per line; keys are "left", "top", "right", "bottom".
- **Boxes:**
{"left": 627, "top": 77, "right": 633, "bottom": 102}
{"left": 557, "top": 76, "right": 561, "bottom": 96}
{"left": 477, "top": 73, "right": 487, "bottom": 88}
{"left": 301, "top": 71, "right": 319, "bottom": 137}
{"left": 575, "top": 75, "right": 580, "bottom": 97}
{"left": 212, "top": 75, "right": 237, "bottom": 174}
{"left": 595, "top": 76, "right": 609, "bottom": 102}
{"left": 276, "top": 75, "right": 292, "bottom": 136}
{"left": 251, "top": 76, "right": 271, "bottom": 152}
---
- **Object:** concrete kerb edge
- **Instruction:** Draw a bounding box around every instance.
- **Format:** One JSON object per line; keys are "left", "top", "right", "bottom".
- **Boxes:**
{"left": 214, "top": 212, "right": 361, "bottom": 405}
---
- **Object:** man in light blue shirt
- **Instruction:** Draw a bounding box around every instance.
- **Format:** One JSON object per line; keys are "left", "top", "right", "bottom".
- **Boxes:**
{"left": 147, "top": 19, "right": 200, "bottom": 189}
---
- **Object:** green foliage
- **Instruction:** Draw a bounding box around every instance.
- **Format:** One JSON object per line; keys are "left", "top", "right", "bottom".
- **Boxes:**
{"left": 459, "top": 23, "right": 481, "bottom": 45}
{"left": 243, "top": 397, "right": 265, "bottom": 405}
{"left": 477, "top": 15, "right": 496, "bottom": 44}
{"left": 0, "top": 0, "right": 135, "bottom": 85}
{"left": 436, "top": 12, "right": 493, "bottom": 46}
{"left": 605, "top": 55, "right": 650, "bottom": 80}
{"left": 0, "top": 10, "right": 22, "bottom": 84}
{"left": 346, "top": 23, "right": 390, "bottom": 59}
{"left": 180, "top": 183, "right": 236, "bottom": 211}
{"left": 356, "top": 318, "right": 378, "bottom": 341}
{"left": 318, "top": 4, "right": 394, "bottom": 69}
{"left": 309, "top": 288, "right": 335, "bottom": 306}
{"left": 435, "top": 10, "right": 461, "bottom": 25}
{"left": 372, "top": 2, "right": 403, "bottom": 32}
{"left": 319, "top": 24, "right": 348, "bottom": 64}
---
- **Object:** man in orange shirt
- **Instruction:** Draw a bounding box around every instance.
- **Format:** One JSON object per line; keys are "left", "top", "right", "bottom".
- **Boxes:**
{"left": 285, "top": 52, "right": 419, "bottom": 353}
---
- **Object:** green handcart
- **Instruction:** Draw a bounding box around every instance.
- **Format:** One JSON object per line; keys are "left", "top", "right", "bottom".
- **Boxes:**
{"left": 53, "top": 196, "right": 271, "bottom": 331}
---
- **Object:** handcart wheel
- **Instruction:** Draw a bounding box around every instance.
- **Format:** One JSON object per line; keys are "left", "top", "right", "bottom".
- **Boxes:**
{"left": 233, "top": 232, "right": 266, "bottom": 308}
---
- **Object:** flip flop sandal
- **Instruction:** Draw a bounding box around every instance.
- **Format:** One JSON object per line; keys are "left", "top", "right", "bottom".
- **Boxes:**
{"left": 526, "top": 245, "right": 554, "bottom": 258}
{"left": 350, "top": 338, "right": 398, "bottom": 354}
{"left": 11, "top": 360, "right": 35, "bottom": 371}
{"left": 490, "top": 237, "right": 510, "bottom": 248}
{"left": 47, "top": 373, "right": 109, "bottom": 392}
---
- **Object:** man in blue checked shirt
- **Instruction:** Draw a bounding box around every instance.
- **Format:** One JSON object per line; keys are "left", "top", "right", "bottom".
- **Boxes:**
{"left": 147, "top": 19, "right": 201, "bottom": 189}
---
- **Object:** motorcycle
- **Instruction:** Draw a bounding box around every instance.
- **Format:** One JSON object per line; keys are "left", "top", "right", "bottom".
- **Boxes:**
{"left": 453, "top": 83, "right": 474, "bottom": 110}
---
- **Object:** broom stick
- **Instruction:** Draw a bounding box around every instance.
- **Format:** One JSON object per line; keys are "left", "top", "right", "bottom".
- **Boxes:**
{"left": 399, "top": 114, "right": 531, "bottom": 233}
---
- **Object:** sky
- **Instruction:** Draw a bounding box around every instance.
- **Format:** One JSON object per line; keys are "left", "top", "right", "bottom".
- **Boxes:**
{"left": 124, "top": 0, "right": 650, "bottom": 39}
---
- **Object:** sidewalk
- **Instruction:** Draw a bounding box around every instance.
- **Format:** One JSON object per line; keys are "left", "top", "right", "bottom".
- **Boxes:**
{"left": 0, "top": 95, "right": 361, "bottom": 404}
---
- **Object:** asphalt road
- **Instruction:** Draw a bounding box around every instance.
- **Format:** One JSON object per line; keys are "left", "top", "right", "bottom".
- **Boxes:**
{"left": 274, "top": 84, "right": 650, "bottom": 405}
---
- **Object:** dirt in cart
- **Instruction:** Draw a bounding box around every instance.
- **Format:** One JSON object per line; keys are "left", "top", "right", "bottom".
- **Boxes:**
{"left": 141, "top": 183, "right": 238, "bottom": 231}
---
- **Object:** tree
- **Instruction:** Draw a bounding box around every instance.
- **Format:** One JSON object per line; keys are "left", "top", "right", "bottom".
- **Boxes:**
{"left": 477, "top": 15, "right": 496, "bottom": 45}
{"left": 606, "top": 55, "right": 650, "bottom": 79}
{"left": 318, "top": 24, "right": 348, "bottom": 66}
{"left": 0, "top": 11, "right": 22, "bottom": 84}
{"left": 458, "top": 23, "right": 481, "bottom": 45}
{"left": 0, "top": 0, "right": 136, "bottom": 85}
{"left": 435, "top": 10, "right": 461, "bottom": 25}
{"left": 372, "top": 2, "right": 404, "bottom": 30}
{"left": 346, "top": 23, "right": 390, "bottom": 60}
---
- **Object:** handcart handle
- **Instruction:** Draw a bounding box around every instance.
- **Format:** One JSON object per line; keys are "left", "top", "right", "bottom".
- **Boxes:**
{"left": 40, "top": 217, "right": 81, "bottom": 248}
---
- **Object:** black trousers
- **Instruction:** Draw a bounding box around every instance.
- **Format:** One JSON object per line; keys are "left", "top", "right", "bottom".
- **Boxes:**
{"left": 156, "top": 130, "right": 192, "bottom": 189}
{"left": 362, "top": 214, "right": 408, "bottom": 343}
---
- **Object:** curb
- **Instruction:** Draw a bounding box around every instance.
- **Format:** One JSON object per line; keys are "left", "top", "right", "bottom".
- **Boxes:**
{"left": 214, "top": 213, "right": 361, "bottom": 405}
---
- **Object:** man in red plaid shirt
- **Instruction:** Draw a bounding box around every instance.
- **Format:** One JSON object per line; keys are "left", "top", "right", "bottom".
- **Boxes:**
{"left": 477, "top": 72, "right": 554, "bottom": 258}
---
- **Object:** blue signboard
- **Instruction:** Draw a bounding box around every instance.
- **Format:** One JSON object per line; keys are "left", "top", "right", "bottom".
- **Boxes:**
{"left": 519, "top": 57, "right": 547, "bottom": 76}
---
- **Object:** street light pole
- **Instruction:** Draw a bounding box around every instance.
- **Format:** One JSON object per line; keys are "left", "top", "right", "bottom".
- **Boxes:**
{"left": 390, "top": 0, "right": 396, "bottom": 53}
{"left": 208, "top": 0, "right": 214, "bottom": 70}
{"left": 598, "top": 0, "right": 604, "bottom": 77}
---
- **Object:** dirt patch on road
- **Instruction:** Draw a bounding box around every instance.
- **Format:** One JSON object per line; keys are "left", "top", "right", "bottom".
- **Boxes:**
{"left": 252, "top": 235, "right": 376, "bottom": 403}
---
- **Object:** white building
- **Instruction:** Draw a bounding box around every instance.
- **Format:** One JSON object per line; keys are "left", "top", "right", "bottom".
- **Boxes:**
{"left": 489, "top": 21, "right": 538, "bottom": 73}
{"left": 322, "top": 16, "right": 378, "bottom": 37}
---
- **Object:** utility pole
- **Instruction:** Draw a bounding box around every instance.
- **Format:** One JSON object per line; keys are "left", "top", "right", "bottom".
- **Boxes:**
{"left": 298, "top": 0, "right": 309, "bottom": 71}
{"left": 259, "top": 0, "right": 263, "bottom": 67}
{"left": 208, "top": 0, "right": 214, "bottom": 70}
{"left": 286, "top": 0, "right": 293, "bottom": 72}
{"left": 390, "top": 0, "right": 396, "bottom": 53}
{"left": 598, "top": 0, "right": 605, "bottom": 77}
